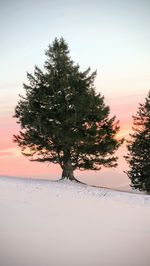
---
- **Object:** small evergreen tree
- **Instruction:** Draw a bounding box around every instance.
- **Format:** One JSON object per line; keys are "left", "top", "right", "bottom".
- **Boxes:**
{"left": 125, "top": 91, "right": 150, "bottom": 192}
{"left": 14, "top": 37, "right": 122, "bottom": 182}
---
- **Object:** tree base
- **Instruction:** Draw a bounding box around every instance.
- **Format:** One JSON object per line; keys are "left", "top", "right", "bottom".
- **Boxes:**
{"left": 61, "top": 175, "right": 80, "bottom": 183}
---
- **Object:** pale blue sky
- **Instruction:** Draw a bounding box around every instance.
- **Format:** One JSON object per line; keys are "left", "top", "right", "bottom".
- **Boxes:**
{"left": 1, "top": 0, "right": 150, "bottom": 117}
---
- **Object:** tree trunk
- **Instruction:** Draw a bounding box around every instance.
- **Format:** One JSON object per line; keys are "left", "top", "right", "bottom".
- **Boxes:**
{"left": 62, "top": 160, "right": 77, "bottom": 181}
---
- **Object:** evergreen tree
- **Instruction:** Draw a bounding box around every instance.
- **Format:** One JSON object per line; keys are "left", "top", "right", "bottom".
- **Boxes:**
{"left": 125, "top": 91, "right": 150, "bottom": 192}
{"left": 14, "top": 37, "right": 122, "bottom": 182}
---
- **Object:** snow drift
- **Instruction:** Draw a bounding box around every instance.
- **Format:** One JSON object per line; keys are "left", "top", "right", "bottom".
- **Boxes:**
{"left": 0, "top": 176, "right": 150, "bottom": 266}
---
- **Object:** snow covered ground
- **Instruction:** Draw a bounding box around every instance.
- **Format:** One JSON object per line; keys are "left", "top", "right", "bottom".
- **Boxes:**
{"left": 0, "top": 176, "right": 150, "bottom": 266}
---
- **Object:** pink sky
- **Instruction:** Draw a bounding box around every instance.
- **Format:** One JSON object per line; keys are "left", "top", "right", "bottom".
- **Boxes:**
{"left": 0, "top": 93, "right": 143, "bottom": 187}
{"left": 0, "top": 71, "right": 148, "bottom": 187}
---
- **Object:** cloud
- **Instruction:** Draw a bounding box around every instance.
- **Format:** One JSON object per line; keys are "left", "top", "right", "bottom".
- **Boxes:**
{"left": 0, "top": 147, "right": 21, "bottom": 158}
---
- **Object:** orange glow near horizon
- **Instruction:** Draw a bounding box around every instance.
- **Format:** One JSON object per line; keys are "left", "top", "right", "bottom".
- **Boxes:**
{"left": 0, "top": 86, "right": 146, "bottom": 183}
{"left": 0, "top": 112, "right": 132, "bottom": 179}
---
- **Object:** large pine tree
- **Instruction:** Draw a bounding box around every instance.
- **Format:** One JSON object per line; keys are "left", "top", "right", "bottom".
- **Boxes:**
{"left": 125, "top": 91, "right": 150, "bottom": 192}
{"left": 14, "top": 37, "right": 122, "bottom": 182}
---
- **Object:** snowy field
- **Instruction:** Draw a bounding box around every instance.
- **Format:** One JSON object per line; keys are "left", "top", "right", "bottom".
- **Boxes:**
{"left": 0, "top": 176, "right": 150, "bottom": 266}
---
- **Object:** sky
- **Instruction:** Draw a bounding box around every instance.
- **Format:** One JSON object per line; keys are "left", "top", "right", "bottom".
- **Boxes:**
{"left": 0, "top": 0, "right": 150, "bottom": 186}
